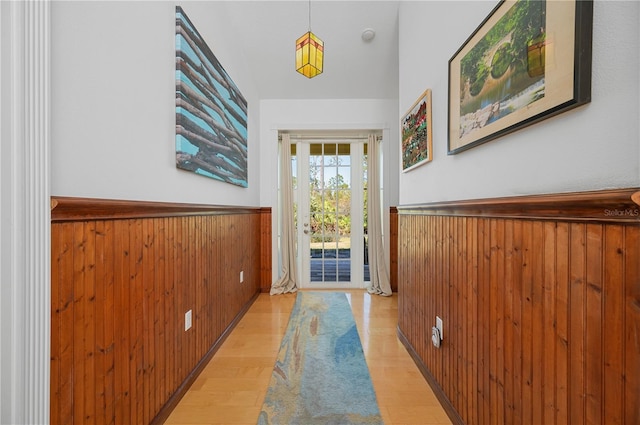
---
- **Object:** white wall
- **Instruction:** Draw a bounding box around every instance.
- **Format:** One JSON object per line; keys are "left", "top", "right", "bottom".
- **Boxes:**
{"left": 398, "top": 1, "right": 640, "bottom": 205}
{"left": 51, "top": 1, "right": 260, "bottom": 206}
{"left": 260, "top": 98, "right": 399, "bottom": 282}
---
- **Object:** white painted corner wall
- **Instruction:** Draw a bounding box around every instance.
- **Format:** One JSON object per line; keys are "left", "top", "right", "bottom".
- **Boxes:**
{"left": 51, "top": 1, "right": 261, "bottom": 206}
{"left": 398, "top": 0, "right": 640, "bottom": 205}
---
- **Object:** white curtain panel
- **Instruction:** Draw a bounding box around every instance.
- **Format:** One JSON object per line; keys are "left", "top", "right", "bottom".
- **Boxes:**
{"left": 366, "top": 134, "right": 392, "bottom": 296}
{"left": 270, "top": 133, "right": 298, "bottom": 295}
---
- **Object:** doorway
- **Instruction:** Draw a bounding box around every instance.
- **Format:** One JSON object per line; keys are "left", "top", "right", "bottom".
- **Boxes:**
{"left": 292, "top": 140, "right": 369, "bottom": 288}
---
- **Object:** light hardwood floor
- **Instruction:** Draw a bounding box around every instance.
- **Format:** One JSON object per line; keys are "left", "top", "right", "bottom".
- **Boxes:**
{"left": 165, "top": 290, "right": 452, "bottom": 425}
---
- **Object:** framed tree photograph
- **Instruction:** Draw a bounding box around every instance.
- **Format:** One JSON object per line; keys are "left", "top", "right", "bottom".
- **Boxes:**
{"left": 448, "top": 0, "right": 593, "bottom": 154}
{"left": 402, "top": 89, "right": 433, "bottom": 172}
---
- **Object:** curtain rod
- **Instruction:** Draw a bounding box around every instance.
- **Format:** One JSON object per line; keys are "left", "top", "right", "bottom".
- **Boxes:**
{"left": 278, "top": 135, "right": 382, "bottom": 141}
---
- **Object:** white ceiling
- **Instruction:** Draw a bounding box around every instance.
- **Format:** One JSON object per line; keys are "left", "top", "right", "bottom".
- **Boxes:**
{"left": 222, "top": 1, "right": 400, "bottom": 100}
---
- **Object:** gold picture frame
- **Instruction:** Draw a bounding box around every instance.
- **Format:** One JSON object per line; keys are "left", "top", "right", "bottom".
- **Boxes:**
{"left": 402, "top": 89, "right": 433, "bottom": 172}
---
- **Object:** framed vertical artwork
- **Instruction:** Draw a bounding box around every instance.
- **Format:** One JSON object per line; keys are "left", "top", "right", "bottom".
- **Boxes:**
{"left": 175, "top": 6, "right": 249, "bottom": 187}
{"left": 448, "top": 0, "right": 593, "bottom": 154}
{"left": 402, "top": 89, "right": 433, "bottom": 172}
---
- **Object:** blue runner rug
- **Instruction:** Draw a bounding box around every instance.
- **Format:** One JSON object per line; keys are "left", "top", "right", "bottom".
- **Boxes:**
{"left": 258, "top": 292, "right": 384, "bottom": 425}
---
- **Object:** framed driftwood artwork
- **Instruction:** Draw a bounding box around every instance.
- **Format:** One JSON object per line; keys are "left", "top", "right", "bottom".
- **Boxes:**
{"left": 175, "top": 6, "right": 248, "bottom": 187}
{"left": 402, "top": 89, "right": 433, "bottom": 172}
{"left": 448, "top": 0, "right": 593, "bottom": 154}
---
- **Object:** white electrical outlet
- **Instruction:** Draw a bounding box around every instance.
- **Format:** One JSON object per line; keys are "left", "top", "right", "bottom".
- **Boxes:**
{"left": 436, "top": 316, "right": 443, "bottom": 340}
{"left": 240, "top": 270, "right": 244, "bottom": 283}
{"left": 185, "top": 310, "right": 192, "bottom": 331}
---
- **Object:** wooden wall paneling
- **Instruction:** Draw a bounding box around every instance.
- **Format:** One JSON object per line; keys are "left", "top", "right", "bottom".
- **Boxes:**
{"left": 132, "top": 219, "right": 144, "bottom": 424}
{"left": 402, "top": 216, "right": 411, "bottom": 358}
{"left": 93, "top": 220, "right": 106, "bottom": 424}
{"left": 53, "top": 223, "right": 75, "bottom": 424}
{"left": 512, "top": 219, "right": 524, "bottom": 425}
{"left": 419, "top": 216, "right": 424, "bottom": 363}
{"left": 50, "top": 225, "right": 60, "bottom": 424}
{"left": 569, "top": 222, "right": 586, "bottom": 425}
{"left": 468, "top": 217, "right": 479, "bottom": 425}
{"left": 444, "top": 216, "right": 453, "bottom": 404}
{"left": 396, "top": 188, "right": 640, "bottom": 425}
{"left": 176, "top": 216, "right": 186, "bottom": 387}
{"left": 103, "top": 219, "right": 117, "bottom": 425}
{"left": 200, "top": 215, "right": 208, "bottom": 357}
{"left": 479, "top": 218, "right": 491, "bottom": 425}
{"left": 51, "top": 198, "right": 265, "bottom": 424}
{"left": 625, "top": 226, "right": 640, "bottom": 425}
{"left": 542, "top": 221, "right": 557, "bottom": 425}
{"left": 488, "top": 218, "right": 501, "bottom": 425}
{"left": 531, "top": 220, "right": 545, "bottom": 425}
{"left": 213, "top": 215, "right": 223, "bottom": 339}
{"left": 191, "top": 216, "right": 199, "bottom": 370}
{"left": 200, "top": 214, "right": 208, "bottom": 358}
{"left": 502, "top": 219, "right": 514, "bottom": 424}
{"left": 555, "top": 222, "right": 570, "bottom": 424}
{"left": 457, "top": 217, "right": 464, "bottom": 420}
{"left": 217, "top": 214, "right": 225, "bottom": 334}
{"left": 251, "top": 216, "right": 259, "bottom": 286}
{"left": 398, "top": 217, "right": 408, "bottom": 356}
{"left": 132, "top": 218, "right": 144, "bottom": 423}
{"left": 431, "top": 215, "right": 438, "bottom": 383}
{"left": 154, "top": 218, "right": 167, "bottom": 418}
{"left": 259, "top": 208, "right": 272, "bottom": 292}
{"left": 85, "top": 221, "right": 98, "bottom": 424}
{"left": 432, "top": 216, "right": 441, "bottom": 390}
{"left": 458, "top": 217, "right": 474, "bottom": 421}
{"left": 432, "top": 215, "right": 440, "bottom": 384}
{"left": 165, "top": 217, "right": 177, "bottom": 402}
{"left": 72, "top": 223, "right": 86, "bottom": 422}
{"left": 199, "top": 215, "right": 208, "bottom": 359}
{"left": 221, "top": 215, "right": 231, "bottom": 327}
{"left": 405, "top": 214, "right": 412, "bottom": 355}
{"left": 585, "top": 223, "right": 604, "bottom": 424}
{"left": 148, "top": 218, "right": 159, "bottom": 422}
{"left": 176, "top": 216, "right": 183, "bottom": 392}
{"left": 390, "top": 207, "right": 398, "bottom": 292}
{"left": 459, "top": 217, "right": 467, "bottom": 422}
{"left": 521, "top": 220, "right": 533, "bottom": 424}
{"left": 603, "top": 224, "right": 624, "bottom": 424}
{"left": 114, "top": 219, "right": 131, "bottom": 422}
{"left": 422, "top": 216, "right": 429, "bottom": 379}
{"left": 184, "top": 216, "right": 193, "bottom": 375}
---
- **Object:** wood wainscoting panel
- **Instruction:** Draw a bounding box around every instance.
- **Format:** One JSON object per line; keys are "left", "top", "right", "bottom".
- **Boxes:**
{"left": 260, "top": 207, "right": 273, "bottom": 292}
{"left": 50, "top": 198, "right": 264, "bottom": 425}
{"left": 389, "top": 207, "right": 398, "bottom": 292}
{"left": 397, "top": 188, "right": 640, "bottom": 425}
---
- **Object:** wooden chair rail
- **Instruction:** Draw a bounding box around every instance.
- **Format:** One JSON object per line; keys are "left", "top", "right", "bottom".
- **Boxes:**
{"left": 398, "top": 188, "right": 640, "bottom": 223}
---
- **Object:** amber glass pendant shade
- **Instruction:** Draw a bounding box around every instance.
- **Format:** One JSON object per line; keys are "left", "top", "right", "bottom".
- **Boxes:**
{"left": 296, "top": 31, "right": 323, "bottom": 78}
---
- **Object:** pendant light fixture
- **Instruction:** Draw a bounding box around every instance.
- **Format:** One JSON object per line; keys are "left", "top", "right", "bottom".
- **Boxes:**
{"left": 296, "top": 0, "right": 323, "bottom": 78}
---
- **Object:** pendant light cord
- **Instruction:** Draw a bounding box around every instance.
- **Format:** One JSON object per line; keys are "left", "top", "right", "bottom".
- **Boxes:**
{"left": 308, "top": 0, "right": 311, "bottom": 31}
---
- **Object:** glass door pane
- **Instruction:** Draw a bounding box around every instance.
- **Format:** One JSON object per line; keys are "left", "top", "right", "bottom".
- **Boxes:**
{"left": 307, "top": 143, "right": 352, "bottom": 282}
{"left": 295, "top": 140, "right": 367, "bottom": 289}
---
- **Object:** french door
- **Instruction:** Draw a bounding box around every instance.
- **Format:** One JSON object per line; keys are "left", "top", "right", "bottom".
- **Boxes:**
{"left": 293, "top": 141, "right": 369, "bottom": 288}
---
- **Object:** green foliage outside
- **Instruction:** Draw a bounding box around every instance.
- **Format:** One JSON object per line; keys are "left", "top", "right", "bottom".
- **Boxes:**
{"left": 307, "top": 155, "right": 368, "bottom": 246}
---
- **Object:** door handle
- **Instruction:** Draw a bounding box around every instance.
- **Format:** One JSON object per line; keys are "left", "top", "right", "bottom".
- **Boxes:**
{"left": 303, "top": 230, "right": 309, "bottom": 234}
